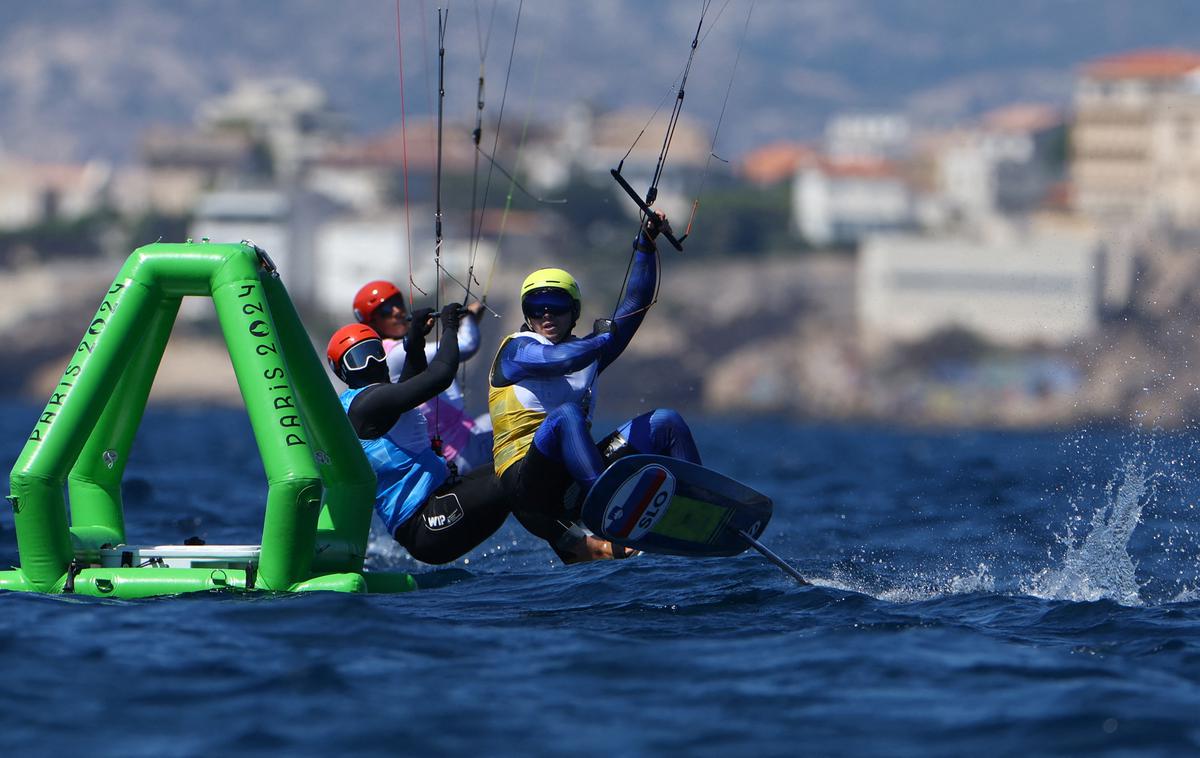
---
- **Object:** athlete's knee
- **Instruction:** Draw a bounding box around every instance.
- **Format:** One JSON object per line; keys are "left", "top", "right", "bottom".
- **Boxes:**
{"left": 536, "top": 406, "right": 585, "bottom": 453}
{"left": 547, "top": 403, "right": 588, "bottom": 429}
{"left": 651, "top": 407, "right": 688, "bottom": 432}
{"left": 652, "top": 407, "right": 684, "bottom": 424}
{"left": 650, "top": 407, "right": 700, "bottom": 464}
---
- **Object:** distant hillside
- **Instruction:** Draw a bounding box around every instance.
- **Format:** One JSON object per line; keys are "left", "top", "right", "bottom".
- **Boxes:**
{"left": 1, "top": 0, "right": 1198, "bottom": 163}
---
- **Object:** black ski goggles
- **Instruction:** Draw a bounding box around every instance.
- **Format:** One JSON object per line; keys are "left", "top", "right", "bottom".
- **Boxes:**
{"left": 341, "top": 339, "right": 386, "bottom": 371}
{"left": 376, "top": 296, "right": 407, "bottom": 317}
{"left": 522, "top": 290, "right": 574, "bottom": 319}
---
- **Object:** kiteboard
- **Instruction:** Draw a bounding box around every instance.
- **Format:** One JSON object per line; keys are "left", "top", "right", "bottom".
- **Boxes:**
{"left": 580, "top": 455, "right": 772, "bottom": 557}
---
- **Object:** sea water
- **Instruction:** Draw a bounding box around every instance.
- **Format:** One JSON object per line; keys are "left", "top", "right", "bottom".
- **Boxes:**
{"left": 2, "top": 402, "right": 1200, "bottom": 756}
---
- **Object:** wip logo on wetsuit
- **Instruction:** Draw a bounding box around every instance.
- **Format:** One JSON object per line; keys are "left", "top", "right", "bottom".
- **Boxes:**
{"left": 424, "top": 493, "right": 465, "bottom": 532}
{"left": 602, "top": 464, "right": 676, "bottom": 540}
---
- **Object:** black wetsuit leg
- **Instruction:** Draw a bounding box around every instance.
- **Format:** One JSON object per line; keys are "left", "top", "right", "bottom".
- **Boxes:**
{"left": 500, "top": 444, "right": 581, "bottom": 557}
{"left": 502, "top": 434, "right": 655, "bottom": 561}
{"left": 394, "top": 467, "right": 511, "bottom": 565}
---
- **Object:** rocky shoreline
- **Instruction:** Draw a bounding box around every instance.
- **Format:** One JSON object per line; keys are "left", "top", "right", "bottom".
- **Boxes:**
{"left": 6, "top": 252, "right": 1199, "bottom": 430}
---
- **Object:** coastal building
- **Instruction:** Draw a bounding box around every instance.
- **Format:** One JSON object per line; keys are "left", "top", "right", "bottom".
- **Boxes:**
{"left": 911, "top": 104, "right": 1065, "bottom": 229}
{"left": 140, "top": 126, "right": 262, "bottom": 185}
{"left": 312, "top": 214, "right": 414, "bottom": 319}
{"left": 825, "top": 113, "right": 911, "bottom": 161}
{"left": 135, "top": 129, "right": 261, "bottom": 217}
{"left": 186, "top": 189, "right": 335, "bottom": 311}
{"left": 308, "top": 118, "right": 477, "bottom": 213}
{"left": 982, "top": 104, "right": 1066, "bottom": 215}
{"left": 791, "top": 105, "right": 1064, "bottom": 247}
{"left": 857, "top": 224, "right": 1100, "bottom": 352}
{"left": 310, "top": 215, "right": 489, "bottom": 320}
{"left": 1072, "top": 49, "right": 1200, "bottom": 227}
{"left": 792, "top": 157, "right": 916, "bottom": 247}
{"left": 520, "top": 103, "right": 708, "bottom": 222}
{"left": 135, "top": 78, "right": 348, "bottom": 218}
{"left": 739, "top": 142, "right": 815, "bottom": 186}
{"left": 197, "top": 78, "right": 346, "bottom": 182}
{"left": 0, "top": 159, "right": 111, "bottom": 230}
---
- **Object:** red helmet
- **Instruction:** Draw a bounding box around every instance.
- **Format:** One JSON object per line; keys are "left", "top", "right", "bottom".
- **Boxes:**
{"left": 353, "top": 280, "right": 403, "bottom": 323}
{"left": 326, "top": 323, "right": 385, "bottom": 381}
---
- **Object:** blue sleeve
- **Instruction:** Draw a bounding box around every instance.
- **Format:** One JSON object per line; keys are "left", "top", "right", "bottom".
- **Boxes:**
{"left": 457, "top": 316, "right": 481, "bottom": 361}
{"left": 599, "top": 232, "right": 658, "bottom": 372}
{"left": 497, "top": 333, "right": 612, "bottom": 384}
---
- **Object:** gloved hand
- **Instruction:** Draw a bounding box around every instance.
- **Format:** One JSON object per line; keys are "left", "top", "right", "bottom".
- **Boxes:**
{"left": 643, "top": 210, "right": 672, "bottom": 241}
{"left": 409, "top": 307, "right": 435, "bottom": 336}
{"left": 592, "top": 317, "right": 615, "bottom": 337}
{"left": 440, "top": 302, "right": 465, "bottom": 330}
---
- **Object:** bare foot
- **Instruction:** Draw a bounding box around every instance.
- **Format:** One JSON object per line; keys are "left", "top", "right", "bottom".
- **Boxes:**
{"left": 562, "top": 536, "right": 638, "bottom": 564}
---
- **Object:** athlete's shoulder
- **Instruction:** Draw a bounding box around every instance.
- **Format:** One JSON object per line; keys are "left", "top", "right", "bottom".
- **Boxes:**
{"left": 506, "top": 330, "right": 552, "bottom": 344}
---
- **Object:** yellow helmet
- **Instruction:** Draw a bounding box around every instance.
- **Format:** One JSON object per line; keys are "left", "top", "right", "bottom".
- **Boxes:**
{"left": 521, "top": 268, "right": 580, "bottom": 302}
{"left": 521, "top": 268, "right": 581, "bottom": 320}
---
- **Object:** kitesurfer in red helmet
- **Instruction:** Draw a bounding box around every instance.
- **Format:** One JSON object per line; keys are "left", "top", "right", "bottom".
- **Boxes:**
{"left": 351, "top": 280, "right": 493, "bottom": 475}
{"left": 327, "top": 305, "right": 508, "bottom": 564}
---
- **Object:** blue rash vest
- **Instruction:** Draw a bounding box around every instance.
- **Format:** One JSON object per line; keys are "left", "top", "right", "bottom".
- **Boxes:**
{"left": 339, "top": 386, "right": 449, "bottom": 534}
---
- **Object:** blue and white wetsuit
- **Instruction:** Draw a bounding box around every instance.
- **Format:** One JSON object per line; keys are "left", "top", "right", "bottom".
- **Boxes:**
{"left": 486, "top": 230, "right": 700, "bottom": 556}
{"left": 385, "top": 314, "right": 493, "bottom": 474}
{"left": 342, "top": 313, "right": 509, "bottom": 564}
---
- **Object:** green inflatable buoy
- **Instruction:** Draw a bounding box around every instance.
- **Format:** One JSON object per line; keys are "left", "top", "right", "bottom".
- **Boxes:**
{"left": 3, "top": 240, "right": 415, "bottom": 597}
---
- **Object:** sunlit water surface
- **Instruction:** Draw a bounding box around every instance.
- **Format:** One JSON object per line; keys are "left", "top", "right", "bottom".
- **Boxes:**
{"left": 3, "top": 403, "right": 1200, "bottom": 756}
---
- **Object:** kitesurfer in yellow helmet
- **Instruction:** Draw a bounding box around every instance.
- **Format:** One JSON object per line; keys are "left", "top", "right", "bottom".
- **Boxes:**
{"left": 488, "top": 211, "right": 701, "bottom": 564}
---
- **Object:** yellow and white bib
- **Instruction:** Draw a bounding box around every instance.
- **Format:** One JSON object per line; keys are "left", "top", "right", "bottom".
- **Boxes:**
{"left": 488, "top": 331, "right": 599, "bottom": 476}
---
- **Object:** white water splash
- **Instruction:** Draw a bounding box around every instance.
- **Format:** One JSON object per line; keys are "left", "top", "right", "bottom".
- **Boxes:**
{"left": 1171, "top": 586, "right": 1200, "bottom": 603}
{"left": 878, "top": 563, "right": 997, "bottom": 603}
{"left": 819, "top": 561, "right": 995, "bottom": 603}
{"left": 364, "top": 522, "right": 546, "bottom": 571}
{"left": 365, "top": 526, "right": 407, "bottom": 567}
{"left": 1025, "top": 459, "right": 1150, "bottom": 606}
{"left": 946, "top": 563, "right": 997, "bottom": 595}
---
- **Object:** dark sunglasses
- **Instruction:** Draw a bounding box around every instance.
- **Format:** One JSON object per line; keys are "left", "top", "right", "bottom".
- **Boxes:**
{"left": 523, "top": 293, "right": 573, "bottom": 319}
{"left": 377, "top": 297, "right": 407, "bottom": 316}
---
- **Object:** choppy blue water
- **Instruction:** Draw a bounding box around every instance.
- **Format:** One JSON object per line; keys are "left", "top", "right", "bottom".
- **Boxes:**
{"left": 3, "top": 403, "right": 1200, "bottom": 756}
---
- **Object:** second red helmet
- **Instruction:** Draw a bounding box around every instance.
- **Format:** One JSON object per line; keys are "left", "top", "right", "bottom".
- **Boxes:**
{"left": 353, "top": 280, "right": 402, "bottom": 323}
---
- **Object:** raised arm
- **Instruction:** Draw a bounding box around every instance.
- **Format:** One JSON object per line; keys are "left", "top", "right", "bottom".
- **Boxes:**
{"left": 493, "top": 332, "right": 612, "bottom": 386}
{"left": 424, "top": 306, "right": 481, "bottom": 364}
{"left": 598, "top": 225, "right": 661, "bottom": 372}
{"left": 348, "top": 306, "right": 462, "bottom": 438}
{"left": 397, "top": 308, "right": 435, "bottom": 382}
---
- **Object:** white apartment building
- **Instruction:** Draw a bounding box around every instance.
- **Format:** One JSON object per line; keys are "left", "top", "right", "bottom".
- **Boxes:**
{"left": 858, "top": 225, "right": 1100, "bottom": 352}
{"left": 916, "top": 104, "right": 1064, "bottom": 228}
{"left": 825, "top": 113, "right": 911, "bottom": 161}
{"left": 311, "top": 215, "right": 488, "bottom": 320}
{"left": 793, "top": 158, "right": 916, "bottom": 247}
{"left": 189, "top": 189, "right": 290, "bottom": 269}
